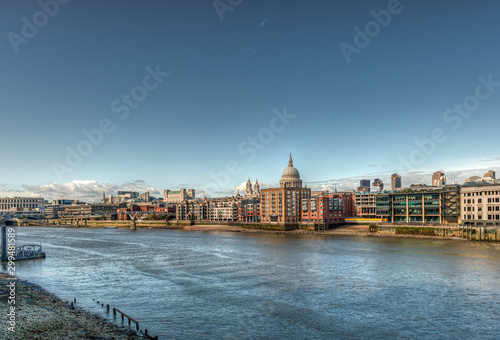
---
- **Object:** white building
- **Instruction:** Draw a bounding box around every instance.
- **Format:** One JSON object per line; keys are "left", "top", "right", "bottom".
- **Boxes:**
{"left": 460, "top": 184, "right": 500, "bottom": 227}
{"left": 0, "top": 197, "right": 45, "bottom": 212}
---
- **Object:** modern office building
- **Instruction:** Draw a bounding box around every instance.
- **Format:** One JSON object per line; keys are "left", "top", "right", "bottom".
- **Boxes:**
{"left": 62, "top": 203, "right": 126, "bottom": 218}
{"left": 357, "top": 179, "right": 371, "bottom": 193}
{"left": 391, "top": 174, "right": 402, "bottom": 191}
{"left": 261, "top": 154, "right": 311, "bottom": 223}
{"left": 373, "top": 186, "right": 460, "bottom": 224}
{"left": 432, "top": 171, "right": 446, "bottom": 186}
{"left": 44, "top": 205, "right": 67, "bottom": 219}
{"left": 460, "top": 184, "right": 500, "bottom": 227}
{"left": 102, "top": 191, "right": 154, "bottom": 204}
{"left": 354, "top": 193, "right": 378, "bottom": 218}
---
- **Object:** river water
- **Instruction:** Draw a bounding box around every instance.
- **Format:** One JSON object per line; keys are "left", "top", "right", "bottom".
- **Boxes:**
{"left": 4, "top": 227, "right": 500, "bottom": 339}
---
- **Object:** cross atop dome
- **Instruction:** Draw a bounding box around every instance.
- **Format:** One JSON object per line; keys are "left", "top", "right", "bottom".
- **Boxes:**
{"left": 289, "top": 153, "right": 293, "bottom": 167}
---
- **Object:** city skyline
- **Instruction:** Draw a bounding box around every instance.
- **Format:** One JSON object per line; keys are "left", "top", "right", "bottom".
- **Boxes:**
{"left": 0, "top": 158, "right": 498, "bottom": 202}
{"left": 1, "top": 1, "right": 499, "bottom": 201}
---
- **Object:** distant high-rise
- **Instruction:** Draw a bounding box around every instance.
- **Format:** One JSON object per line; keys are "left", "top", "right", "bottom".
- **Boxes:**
{"left": 357, "top": 179, "right": 371, "bottom": 193}
{"left": 391, "top": 174, "right": 402, "bottom": 191}
{"left": 360, "top": 179, "right": 370, "bottom": 187}
{"left": 485, "top": 170, "right": 496, "bottom": 179}
{"left": 372, "top": 178, "right": 384, "bottom": 191}
{"left": 432, "top": 171, "right": 446, "bottom": 186}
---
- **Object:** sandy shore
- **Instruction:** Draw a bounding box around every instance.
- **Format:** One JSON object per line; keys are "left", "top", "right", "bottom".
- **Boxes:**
{"left": 0, "top": 273, "right": 140, "bottom": 340}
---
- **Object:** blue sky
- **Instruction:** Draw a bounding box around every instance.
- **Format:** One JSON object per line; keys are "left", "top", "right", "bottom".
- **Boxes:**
{"left": 1, "top": 0, "right": 499, "bottom": 201}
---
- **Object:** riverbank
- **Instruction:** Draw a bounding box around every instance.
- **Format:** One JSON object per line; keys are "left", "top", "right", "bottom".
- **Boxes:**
{"left": 174, "top": 224, "right": 467, "bottom": 241}
{"left": 0, "top": 273, "right": 140, "bottom": 340}
{"left": 16, "top": 222, "right": 473, "bottom": 241}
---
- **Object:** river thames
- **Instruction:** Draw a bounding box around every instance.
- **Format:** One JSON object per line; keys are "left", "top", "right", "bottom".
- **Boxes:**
{"left": 5, "top": 227, "right": 500, "bottom": 339}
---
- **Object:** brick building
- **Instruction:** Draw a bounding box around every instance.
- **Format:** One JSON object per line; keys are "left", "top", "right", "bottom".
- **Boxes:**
{"left": 260, "top": 154, "right": 311, "bottom": 223}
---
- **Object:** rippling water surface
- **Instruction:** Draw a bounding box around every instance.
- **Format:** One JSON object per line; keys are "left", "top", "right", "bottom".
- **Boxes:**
{"left": 4, "top": 227, "right": 500, "bottom": 339}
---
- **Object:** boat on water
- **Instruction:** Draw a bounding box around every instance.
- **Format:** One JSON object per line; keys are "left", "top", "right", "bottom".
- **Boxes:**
{"left": 1, "top": 224, "right": 46, "bottom": 261}
{"left": 14, "top": 244, "right": 46, "bottom": 261}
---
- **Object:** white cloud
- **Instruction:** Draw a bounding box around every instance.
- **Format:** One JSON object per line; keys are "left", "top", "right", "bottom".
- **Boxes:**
{"left": 481, "top": 157, "right": 500, "bottom": 163}
{"left": 0, "top": 180, "right": 159, "bottom": 203}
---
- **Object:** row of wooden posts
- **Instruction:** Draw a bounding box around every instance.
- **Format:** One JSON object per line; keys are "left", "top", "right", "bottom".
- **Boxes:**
{"left": 91, "top": 298, "right": 139, "bottom": 331}
{"left": 458, "top": 226, "right": 499, "bottom": 241}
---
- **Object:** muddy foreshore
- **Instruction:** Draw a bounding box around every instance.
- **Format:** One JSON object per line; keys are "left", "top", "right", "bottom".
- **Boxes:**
{"left": 24, "top": 223, "right": 469, "bottom": 242}
{"left": 0, "top": 273, "right": 141, "bottom": 340}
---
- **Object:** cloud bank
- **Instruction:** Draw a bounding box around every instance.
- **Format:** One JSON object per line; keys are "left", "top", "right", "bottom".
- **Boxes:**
{"left": 0, "top": 180, "right": 160, "bottom": 203}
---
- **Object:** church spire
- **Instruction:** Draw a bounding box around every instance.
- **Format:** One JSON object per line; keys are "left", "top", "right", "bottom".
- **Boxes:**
{"left": 254, "top": 178, "right": 260, "bottom": 194}
{"left": 288, "top": 153, "right": 293, "bottom": 167}
{"left": 246, "top": 177, "right": 253, "bottom": 196}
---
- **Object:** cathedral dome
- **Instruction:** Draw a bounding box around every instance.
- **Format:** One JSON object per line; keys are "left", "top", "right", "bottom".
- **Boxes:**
{"left": 280, "top": 154, "right": 302, "bottom": 188}
{"left": 282, "top": 166, "right": 300, "bottom": 178}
